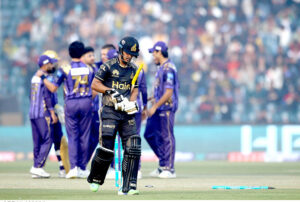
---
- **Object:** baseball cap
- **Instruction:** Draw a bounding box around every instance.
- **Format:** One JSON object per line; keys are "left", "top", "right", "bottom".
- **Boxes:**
{"left": 38, "top": 55, "right": 57, "bottom": 67}
{"left": 148, "top": 41, "right": 168, "bottom": 53}
{"left": 107, "top": 49, "right": 118, "bottom": 60}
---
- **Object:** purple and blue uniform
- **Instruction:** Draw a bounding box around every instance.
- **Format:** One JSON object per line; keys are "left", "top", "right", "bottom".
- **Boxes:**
{"left": 134, "top": 68, "right": 147, "bottom": 171}
{"left": 29, "top": 75, "right": 53, "bottom": 168}
{"left": 144, "top": 59, "right": 179, "bottom": 171}
{"left": 54, "top": 61, "right": 94, "bottom": 170}
{"left": 47, "top": 74, "right": 65, "bottom": 171}
{"left": 87, "top": 64, "right": 100, "bottom": 162}
{"left": 47, "top": 75, "right": 63, "bottom": 144}
{"left": 134, "top": 68, "right": 147, "bottom": 135}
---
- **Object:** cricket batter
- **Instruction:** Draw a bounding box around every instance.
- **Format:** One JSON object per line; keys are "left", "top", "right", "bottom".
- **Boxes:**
{"left": 29, "top": 55, "right": 57, "bottom": 178}
{"left": 87, "top": 36, "right": 141, "bottom": 195}
{"left": 144, "top": 41, "right": 179, "bottom": 178}
{"left": 103, "top": 47, "right": 126, "bottom": 180}
{"left": 107, "top": 57, "right": 146, "bottom": 180}
{"left": 36, "top": 41, "right": 94, "bottom": 179}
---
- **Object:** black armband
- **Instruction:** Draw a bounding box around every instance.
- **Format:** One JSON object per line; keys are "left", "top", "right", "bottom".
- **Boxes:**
{"left": 41, "top": 74, "right": 47, "bottom": 81}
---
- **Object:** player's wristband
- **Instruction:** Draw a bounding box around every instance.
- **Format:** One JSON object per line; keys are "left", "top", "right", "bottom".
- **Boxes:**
{"left": 41, "top": 74, "right": 46, "bottom": 81}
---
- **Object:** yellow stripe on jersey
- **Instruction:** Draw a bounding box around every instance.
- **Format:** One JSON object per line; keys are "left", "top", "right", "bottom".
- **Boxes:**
{"left": 61, "top": 63, "right": 72, "bottom": 75}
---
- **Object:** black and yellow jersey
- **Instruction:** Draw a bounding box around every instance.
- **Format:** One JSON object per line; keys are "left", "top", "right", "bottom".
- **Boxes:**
{"left": 95, "top": 57, "right": 138, "bottom": 106}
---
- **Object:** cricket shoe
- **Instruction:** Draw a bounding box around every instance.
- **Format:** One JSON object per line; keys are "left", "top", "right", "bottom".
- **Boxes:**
{"left": 65, "top": 167, "right": 78, "bottom": 179}
{"left": 149, "top": 167, "right": 162, "bottom": 177}
{"left": 30, "top": 166, "right": 50, "bottom": 178}
{"left": 90, "top": 183, "right": 100, "bottom": 192}
{"left": 78, "top": 168, "right": 90, "bottom": 178}
{"left": 158, "top": 170, "right": 176, "bottom": 179}
{"left": 118, "top": 189, "right": 140, "bottom": 195}
{"left": 105, "top": 167, "right": 115, "bottom": 179}
{"left": 58, "top": 170, "right": 66, "bottom": 178}
{"left": 31, "top": 175, "right": 42, "bottom": 178}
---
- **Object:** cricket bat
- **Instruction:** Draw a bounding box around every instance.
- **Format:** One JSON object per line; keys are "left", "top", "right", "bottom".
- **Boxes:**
{"left": 131, "top": 63, "right": 144, "bottom": 92}
{"left": 60, "top": 136, "right": 70, "bottom": 173}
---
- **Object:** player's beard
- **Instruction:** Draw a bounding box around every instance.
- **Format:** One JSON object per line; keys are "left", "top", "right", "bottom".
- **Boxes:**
{"left": 48, "top": 63, "right": 58, "bottom": 73}
{"left": 47, "top": 67, "right": 56, "bottom": 74}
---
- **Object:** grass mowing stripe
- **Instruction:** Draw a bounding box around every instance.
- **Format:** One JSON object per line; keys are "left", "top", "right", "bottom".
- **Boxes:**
{"left": 0, "top": 161, "right": 299, "bottom": 200}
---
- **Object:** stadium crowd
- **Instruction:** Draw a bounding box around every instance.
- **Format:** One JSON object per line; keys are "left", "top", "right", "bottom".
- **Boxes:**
{"left": 1, "top": 0, "right": 300, "bottom": 124}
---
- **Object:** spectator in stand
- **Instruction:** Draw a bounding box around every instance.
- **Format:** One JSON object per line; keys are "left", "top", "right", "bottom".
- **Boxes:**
{"left": 2, "top": 0, "right": 300, "bottom": 124}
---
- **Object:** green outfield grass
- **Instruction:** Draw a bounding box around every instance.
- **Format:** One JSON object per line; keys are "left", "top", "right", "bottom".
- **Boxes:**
{"left": 0, "top": 161, "right": 299, "bottom": 200}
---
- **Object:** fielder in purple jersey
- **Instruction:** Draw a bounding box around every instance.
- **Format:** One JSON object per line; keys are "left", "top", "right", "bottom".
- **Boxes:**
{"left": 135, "top": 67, "right": 148, "bottom": 178}
{"left": 81, "top": 46, "right": 99, "bottom": 164}
{"left": 135, "top": 68, "right": 148, "bottom": 135}
{"left": 46, "top": 74, "right": 66, "bottom": 176}
{"left": 36, "top": 41, "right": 94, "bottom": 179}
{"left": 29, "top": 55, "right": 57, "bottom": 178}
{"left": 43, "top": 50, "right": 67, "bottom": 178}
{"left": 95, "top": 44, "right": 117, "bottom": 69}
{"left": 144, "top": 41, "right": 179, "bottom": 179}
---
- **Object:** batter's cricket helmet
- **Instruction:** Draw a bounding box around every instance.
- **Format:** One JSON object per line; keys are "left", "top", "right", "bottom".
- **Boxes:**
{"left": 118, "top": 36, "right": 139, "bottom": 57}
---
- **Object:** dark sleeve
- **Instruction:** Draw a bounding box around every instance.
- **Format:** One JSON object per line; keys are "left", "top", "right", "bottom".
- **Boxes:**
{"left": 139, "top": 69, "right": 148, "bottom": 106}
{"left": 44, "top": 87, "right": 54, "bottom": 111}
{"left": 95, "top": 64, "right": 108, "bottom": 81}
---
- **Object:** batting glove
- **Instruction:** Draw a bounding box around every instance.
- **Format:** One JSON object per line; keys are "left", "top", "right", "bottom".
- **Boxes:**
{"left": 105, "top": 89, "right": 124, "bottom": 108}
{"left": 124, "top": 100, "right": 139, "bottom": 115}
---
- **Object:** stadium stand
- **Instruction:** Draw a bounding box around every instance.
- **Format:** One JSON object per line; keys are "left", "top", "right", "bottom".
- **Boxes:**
{"left": 1, "top": 0, "right": 300, "bottom": 124}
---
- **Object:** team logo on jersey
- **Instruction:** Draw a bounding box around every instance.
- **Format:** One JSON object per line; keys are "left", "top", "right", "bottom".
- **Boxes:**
{"left": 100, "top": 65, "right": 106, "bottom": 71}
{"left": 130, "top": 72, "right": 134, "bottom": 79}
{"left": 131, "top": 43, "right": 137, "bottom": 52}
{"left": 112, "top": 69, "right": 119, "bottom": 77}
